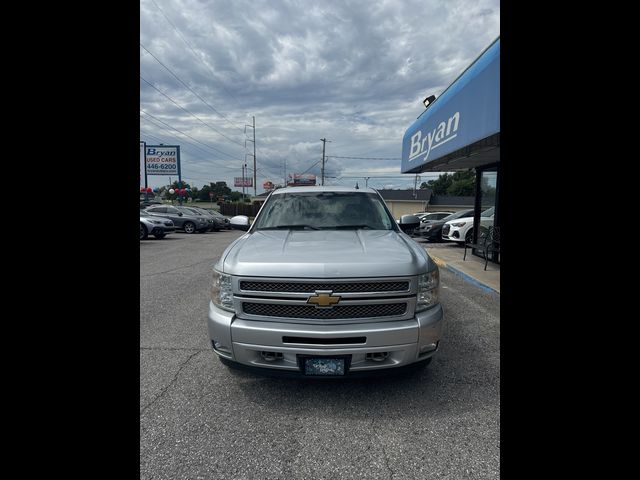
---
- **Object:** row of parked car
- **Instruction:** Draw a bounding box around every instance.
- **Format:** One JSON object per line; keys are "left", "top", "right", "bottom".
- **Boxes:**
{"left": 139, "top": 204, "right": 231, "bottom": 240}
{"left": 409, "top": 207, "right": 495, "bottom": 244}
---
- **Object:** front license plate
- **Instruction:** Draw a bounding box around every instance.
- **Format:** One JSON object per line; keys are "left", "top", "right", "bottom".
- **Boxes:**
{"left": 304, "top": 358, "right": 345, "bottom": 376}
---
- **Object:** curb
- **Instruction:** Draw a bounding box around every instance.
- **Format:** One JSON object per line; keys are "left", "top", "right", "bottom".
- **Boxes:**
{"left": 429, "top": 254, "right": 499, "bottom": 295}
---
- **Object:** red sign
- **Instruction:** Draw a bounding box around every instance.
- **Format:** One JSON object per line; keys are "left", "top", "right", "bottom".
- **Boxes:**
{"left": 234, "top": 177, "right": 253, "bottom": 187}
{"left": 263, "top": 181, "right": 274, "bottom": 190}
{"left": 209, "top": 192, "right": 214, "bottom": 198}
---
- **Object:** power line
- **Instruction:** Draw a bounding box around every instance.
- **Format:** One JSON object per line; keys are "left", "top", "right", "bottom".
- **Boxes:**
{"left": 336, "top": 175, "right": 430, "bottom": 179}
{"left": 140, "top": 109, "right": 242, "bottom": 161}
{"left": 139, "top": 126, "right": 240, "bottom": 173}
{"left": 140, "top": 43, "right": 246, "bottom": 135}
{"left": 140, "top": 129, "right": 168, "bottom": 145}
{"left": 149, "top": 0, "right": 245, "bottom": 112}
{"left": 327, "top": 155, "right": 401, "bottom": 160}
{"left": 300, "top": 160, "right": 321, "bottom": 175}
{"left": 140, "top": 75, "right": 244, "bottom": 148}
{"left": 140, "top": 129, "right": 275, "bottom": 188}
{"left": 140, "top": 117, "right": 231, "bottom": 161}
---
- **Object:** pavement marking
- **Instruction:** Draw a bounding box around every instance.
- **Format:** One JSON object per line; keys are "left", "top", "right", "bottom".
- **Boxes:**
{"left": 428, "top": 252, "right": 498, "bottom": 295}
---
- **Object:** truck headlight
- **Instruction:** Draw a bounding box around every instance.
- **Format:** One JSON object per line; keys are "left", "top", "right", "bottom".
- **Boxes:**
{"left": 211, "top": 270, "right": 234, "bottom": 311}
{"left": 416, "top": 269, "right": 439, "bottom": 311}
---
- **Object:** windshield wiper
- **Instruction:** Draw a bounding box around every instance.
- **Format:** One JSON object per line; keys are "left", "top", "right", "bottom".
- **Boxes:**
{"left": 257, "top": 224, "right": 320, "bottom": 230}
{"left": 329, "top": 225, "right": 377, "bottom": 230}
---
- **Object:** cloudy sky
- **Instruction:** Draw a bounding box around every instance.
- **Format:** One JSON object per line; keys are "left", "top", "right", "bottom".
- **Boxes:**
{"left": 140, "top": 0, "right": 499, "bottom": 193}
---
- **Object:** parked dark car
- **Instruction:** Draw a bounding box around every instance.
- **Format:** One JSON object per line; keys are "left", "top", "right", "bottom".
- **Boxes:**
{"left": 421, "top": 209, "right": 475, "bottom": 242}
{"left": 208, "top": 209, "right": 232, "bottom": 230}
{"left": 183, "top": 206, "right": 228, "bottom": 231}
{"left": 412, "top": 211, "right": 454, "bottom": 237}
{"left": 143, "top": 205, "right": 211, "bottom": 233}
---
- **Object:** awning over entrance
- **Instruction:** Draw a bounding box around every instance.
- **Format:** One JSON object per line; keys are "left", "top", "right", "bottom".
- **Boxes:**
{"left": 401, "top": 38, "right": 500, "bottom": 173}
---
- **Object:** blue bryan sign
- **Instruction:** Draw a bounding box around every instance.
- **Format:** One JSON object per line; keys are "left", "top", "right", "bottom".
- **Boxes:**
{"left": 401, "top": 38, "right": 500, "bottom": 173}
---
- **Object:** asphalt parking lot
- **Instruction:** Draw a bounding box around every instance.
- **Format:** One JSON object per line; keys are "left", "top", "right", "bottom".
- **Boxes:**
{"left": 140, "top": 230, "right": 500, "bottom": 479}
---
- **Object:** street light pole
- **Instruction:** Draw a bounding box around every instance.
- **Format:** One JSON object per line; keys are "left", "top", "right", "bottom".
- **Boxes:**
{"left": 245, "top": 117, "right": 256, "bottom": 196}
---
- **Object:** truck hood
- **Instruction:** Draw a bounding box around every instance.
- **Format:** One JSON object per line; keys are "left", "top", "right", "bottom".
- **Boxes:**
{"left": 221, "top": 229, "right": 433, "bottom": 278}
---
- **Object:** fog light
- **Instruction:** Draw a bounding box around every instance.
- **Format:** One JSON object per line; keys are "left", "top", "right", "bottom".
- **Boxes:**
{"left": 420, "top": 343, "right": 437, "bottom": 353}
{"left": 366, "top": 352, "right": 389, "bottom": 362}
{"left": 260, "top": 351, "right": 283, "bottom": 362}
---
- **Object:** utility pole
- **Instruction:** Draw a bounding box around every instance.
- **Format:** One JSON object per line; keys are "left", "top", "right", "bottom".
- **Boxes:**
{"left": 413, "top": 174, "right": 418, "bottom": 199}
{"left": 283, "top": 158, "right": 287, "bottom": 187}
{"left": 245, "top": 117, "right": 256, "bottom": 196}
{"left": 320, "top": 138, "right": 331, "bottom": 186}
{"left": 242, "top": 164, "right": 246, "bottom": 202}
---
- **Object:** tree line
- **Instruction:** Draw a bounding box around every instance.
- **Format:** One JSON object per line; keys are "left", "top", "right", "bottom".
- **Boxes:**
{"left": 420, "top": 170, "right": 496, "bottom": 197}
{"left": 155, "top": 181, "right": 251, "bottom": 203}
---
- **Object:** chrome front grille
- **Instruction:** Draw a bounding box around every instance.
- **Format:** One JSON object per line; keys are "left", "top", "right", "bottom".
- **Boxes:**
{"left": 242, "top": 302, "right": 407, "bottom": 319}
{"left": 234, "top": 276, "right": 416, "bottom": 323}
{"left": 239, "top": 281, "right": 409, "bottom": 293}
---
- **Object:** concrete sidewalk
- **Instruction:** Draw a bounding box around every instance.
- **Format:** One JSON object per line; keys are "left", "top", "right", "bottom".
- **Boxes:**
{"left": 417, "top": 240, "right": 500, "bottom": 294}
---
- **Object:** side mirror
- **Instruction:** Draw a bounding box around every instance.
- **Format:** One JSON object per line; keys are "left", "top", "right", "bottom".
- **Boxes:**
{"left": 230, "top": 215, "right": 250, "bottom": 231}
{"left": 398, "top": 214, "right": 420, "bottom": 233}
{"left": 177, "top": 212, "right": 183, "bottom": 216}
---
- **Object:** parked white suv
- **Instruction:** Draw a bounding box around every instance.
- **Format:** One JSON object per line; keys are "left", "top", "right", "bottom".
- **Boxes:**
{"left": 441, "top": 207, "right": 495, "bottom": 244}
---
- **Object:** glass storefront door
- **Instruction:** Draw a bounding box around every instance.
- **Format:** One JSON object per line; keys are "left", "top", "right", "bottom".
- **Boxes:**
{"left": 473, "top": 165, "right": 499, "bottom": 262}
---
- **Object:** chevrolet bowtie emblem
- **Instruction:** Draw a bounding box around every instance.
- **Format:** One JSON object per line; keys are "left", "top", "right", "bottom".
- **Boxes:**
{"left": 307, "top": 291, "right": 341, "bottom": 308}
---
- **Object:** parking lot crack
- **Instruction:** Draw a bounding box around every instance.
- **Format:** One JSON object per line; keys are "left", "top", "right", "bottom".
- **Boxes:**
{"left": 140, "top": 350, "right": 201, "bottom": 415}
{"left": 140, "top": 260, "right": 215, "bottom": 278}
{"left": 140, "top": 347, "right": 207, "bottom": 352}
{"left": 371, "top": 416, "right": 395, "bottom": 480}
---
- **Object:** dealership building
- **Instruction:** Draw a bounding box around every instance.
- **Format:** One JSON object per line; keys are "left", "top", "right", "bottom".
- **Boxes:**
{"left": 401, "top": 37, "right": 500, "bottom": 263}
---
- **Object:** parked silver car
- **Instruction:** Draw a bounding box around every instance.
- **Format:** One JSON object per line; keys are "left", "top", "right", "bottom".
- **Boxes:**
{"left": 140, "top": 212, "right": 175, "bottom": 239}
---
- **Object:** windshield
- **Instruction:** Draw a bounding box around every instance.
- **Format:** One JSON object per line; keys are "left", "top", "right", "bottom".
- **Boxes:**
{"left": 252, "top": 191, "right": 397, "bottom": 230}
{"left": 180, "top": 207, "right": 200, "bottom": 215}
{"left": 174, "top": 207, "right": 199, "bottom": 215}
{"left": 442, "top": 209, "right": 474, "bottom": 222}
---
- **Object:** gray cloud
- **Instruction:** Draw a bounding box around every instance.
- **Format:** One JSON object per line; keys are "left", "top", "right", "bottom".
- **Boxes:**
{"left": 141, "top": 0, "right": 499, "bottom": 191}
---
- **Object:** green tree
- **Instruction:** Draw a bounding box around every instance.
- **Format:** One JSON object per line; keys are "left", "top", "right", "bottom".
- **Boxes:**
{"left": 423, "top": 170, "right": 476, "bottom": 196}
{"left": 425, "top": 173, "right": 453, "bottom": 195}
{"left": 196, "top": 181, "right": 233, "bottom": 202}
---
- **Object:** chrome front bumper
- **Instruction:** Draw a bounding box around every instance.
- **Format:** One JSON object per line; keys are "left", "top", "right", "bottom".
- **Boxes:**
{"left": 207, "top": 301, "right": 443, "bottom": 373}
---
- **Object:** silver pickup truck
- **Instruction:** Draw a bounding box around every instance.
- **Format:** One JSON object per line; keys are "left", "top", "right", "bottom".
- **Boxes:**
{"left": 208, "top": 186, "right": 443, "bottom": 377}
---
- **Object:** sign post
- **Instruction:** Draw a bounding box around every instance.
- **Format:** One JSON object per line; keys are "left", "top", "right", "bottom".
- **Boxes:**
{"left": 140, "top": 141, "right": 147, "bottom": 188}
